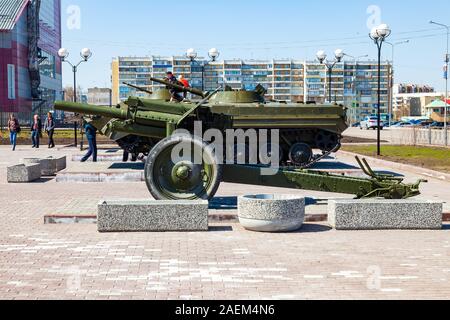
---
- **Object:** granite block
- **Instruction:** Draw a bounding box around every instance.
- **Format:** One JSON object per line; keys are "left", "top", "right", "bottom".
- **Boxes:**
{"left": 328, "top": 199, "right": 443, "bottom": 230}
{"left": 54, "top": 156, "right": 67, "bottom": 172}
{"left": 238, "top": 194, "right": 305, "bottom": 232}
{"left": 7, "top": 164, "right": 41, "bottom": 183}
{"left": 23, "top": 157, "right": 57, "bottom": 176}
{"left": 98, "top": 200, "right": 209, "bottom": 232}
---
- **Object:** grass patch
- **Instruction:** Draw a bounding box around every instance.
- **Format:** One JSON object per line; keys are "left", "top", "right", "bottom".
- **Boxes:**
{"left": 0, "top": 129, "right": 111, "bottom": 145}
{"left": 341, "top": 145, "right": 450, "bottom": 174}
{"left": 0, "top": 129, "right": 81, "bottom": 140}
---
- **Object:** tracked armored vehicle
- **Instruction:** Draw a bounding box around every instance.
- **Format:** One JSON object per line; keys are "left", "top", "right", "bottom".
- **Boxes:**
{"left": 73, "top": 79, "right": 348, "bottom": 168}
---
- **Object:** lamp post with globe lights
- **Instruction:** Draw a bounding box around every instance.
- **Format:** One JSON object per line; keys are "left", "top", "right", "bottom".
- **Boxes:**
{"left": 317, "top": 49, "right": 345, "bottom": 104}
{"left": 58, "top": 48, "right": 92, "bottom": 149}
{"left": 186, "top": 48, "right": 220, "bottom": 91}
{"left": 369, "top": 23, "right": 391, "bottom": 156}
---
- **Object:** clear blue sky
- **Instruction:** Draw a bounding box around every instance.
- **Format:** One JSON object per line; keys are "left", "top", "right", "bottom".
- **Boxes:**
{"left": 61, "top": 0, "right": 450, "bottom": 91}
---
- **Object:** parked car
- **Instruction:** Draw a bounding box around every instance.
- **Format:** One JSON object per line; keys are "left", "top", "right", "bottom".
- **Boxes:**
{"left": 426, "top": 122, "right": 447, "bottom": 129}
{"left": 360, "top": 116, "right": 384, "bottom": 130}
{"left": 419, "top": 121, "right": 433, "bottom": 127}
{"left": 352, "top": 122, "right": 360, "bottom": 128}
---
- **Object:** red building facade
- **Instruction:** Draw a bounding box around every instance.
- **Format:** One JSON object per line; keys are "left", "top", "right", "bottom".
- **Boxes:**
{"left": 0, "top": 0, "right": 62, "bottom": 122}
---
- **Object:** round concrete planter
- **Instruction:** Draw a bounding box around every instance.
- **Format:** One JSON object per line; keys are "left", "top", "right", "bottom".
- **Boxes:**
{"left": 238, "top": 194, "right": 305, "bottom": 232}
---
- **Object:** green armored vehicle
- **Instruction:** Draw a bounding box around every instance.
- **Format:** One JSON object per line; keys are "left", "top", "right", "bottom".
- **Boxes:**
{"left": 55, "top": 79, "right": 424, "bottom": 201}
{"left": 74, "top": 78, "right": 348, "bottom": 168}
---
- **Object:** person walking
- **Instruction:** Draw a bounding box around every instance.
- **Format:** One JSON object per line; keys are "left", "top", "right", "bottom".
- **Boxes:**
{"left": 31, "top": 114, "right": 42, "bottom": 148}
{"left": 81, "top": 121, "right": 98, "bottom": 162}
{"left": 44, "top": 112, "right": 56, "bottom": 148}
{"left": 8, "top": 114, "right": 20, "bottom": 151}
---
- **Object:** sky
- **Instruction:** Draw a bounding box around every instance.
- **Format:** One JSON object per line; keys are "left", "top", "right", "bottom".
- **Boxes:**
{"left": 60, "top": 0, "right": 450, "bottom": 91}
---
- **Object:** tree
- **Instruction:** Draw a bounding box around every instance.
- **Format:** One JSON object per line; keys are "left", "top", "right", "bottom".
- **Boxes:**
{"left": 63, "top": 85, "right": 83, "bottom": 102}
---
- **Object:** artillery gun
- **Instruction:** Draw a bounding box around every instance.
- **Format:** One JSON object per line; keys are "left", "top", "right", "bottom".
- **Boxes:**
{"left": 54, "top": 79, "right": 425, "bottom": 201}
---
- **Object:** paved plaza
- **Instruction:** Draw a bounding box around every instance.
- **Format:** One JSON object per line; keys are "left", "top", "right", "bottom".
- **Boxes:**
{"left": 0, "top": 145, "right": 449, "bottom": 300}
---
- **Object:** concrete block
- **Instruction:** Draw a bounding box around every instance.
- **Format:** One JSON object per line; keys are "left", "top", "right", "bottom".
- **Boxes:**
{"left": 238, "top": 195, "right": 305, "bottom": 232}
{"left": 54, "top": 156, "right": 67, "bottom": 172}
{"left": 97, "top": 200, "right": 209, "bottom": 232}
{"left": 328, "top": 199, "right": 443, "bottom": 230}
{"left": 23, "top": 157, "right": 57, "bottom": 176}
{"left": 7, "top": 164, "right": 41, "bottom": 183}
{"left": 22, "top": 156, "right": 65, "bottom": 175}
{"left": 39, "top": 158, "right": 58, "bottom": 176}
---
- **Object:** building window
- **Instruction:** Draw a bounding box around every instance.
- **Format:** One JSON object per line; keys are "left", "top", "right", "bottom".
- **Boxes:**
{"left": 7, "top": 64, "right": 15, "bottom": 100}
{"left": 39, "top": 50, "right": 56, "bottom": 78}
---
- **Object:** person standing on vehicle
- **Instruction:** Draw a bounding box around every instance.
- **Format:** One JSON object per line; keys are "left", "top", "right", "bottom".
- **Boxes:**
{"left": 31, "top": 114, "right": 42, "bottom": 148}
{"left": 165, "top": 72, "right": 184, "bottom": 102}
{"left": 81, "top": 121, "right": 98, "bottom": 162}
{"left": 8, "top": 114, "right": 20, "bottom": 151}
{"left": 178, "top": 75, "right": 190, "bottom": 99}
{"left": 44, "top": 112, "right": 56, "bottom": 149}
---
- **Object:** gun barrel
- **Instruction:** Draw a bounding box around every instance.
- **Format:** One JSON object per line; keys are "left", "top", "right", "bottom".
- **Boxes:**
{"left": 150, "top": 77, "right": 206, "bottom": 98}
{"left": 54, "top": 101, "right": 128, "bottom": 119}
{"left": 55, "top": 100, "right": 183, "bottom": 125}
{"left": 122, "top": 82, "right": 153, "bottom": 95}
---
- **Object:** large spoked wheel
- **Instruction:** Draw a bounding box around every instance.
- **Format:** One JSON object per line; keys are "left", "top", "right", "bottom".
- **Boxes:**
{"left": 145, "top": 134, "right": 223, "bottom": 200}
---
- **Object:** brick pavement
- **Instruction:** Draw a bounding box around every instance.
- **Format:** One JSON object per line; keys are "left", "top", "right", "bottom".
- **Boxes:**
{"left": 0, "top": 145, "right": 449, "bottom": 300}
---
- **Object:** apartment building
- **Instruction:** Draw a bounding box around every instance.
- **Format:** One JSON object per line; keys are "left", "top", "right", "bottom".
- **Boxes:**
{"left": 111, "top": 56, "right": 390, "bottom": 121}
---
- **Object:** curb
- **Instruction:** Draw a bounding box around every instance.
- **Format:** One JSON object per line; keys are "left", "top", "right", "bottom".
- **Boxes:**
{"left": 43, "top": 213, "right": 450, "bottom": 225}
{"left": 339, "top": 150, "right": 450, "bottom": 182}
{"left": 43, "top": 213, "right": 331, "bottom": 225}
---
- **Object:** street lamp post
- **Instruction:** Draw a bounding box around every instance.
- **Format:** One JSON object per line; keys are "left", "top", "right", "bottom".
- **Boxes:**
{"left": 430, "top": 21, "right": 449, "bottom": 146}
{"left": 385, "top": 40, "right": 410, "bottom": 127}
{"left": 58, "top": 48, "right": 92, "bottom": 149}
{"left": 317, "top": 49, "right": 345, "bottom": 104}
{"left": 186, "top": 48, "right": 220, "bottom": 92}
{"left": 370, "top": 23, "right": 391, "bottom": 156}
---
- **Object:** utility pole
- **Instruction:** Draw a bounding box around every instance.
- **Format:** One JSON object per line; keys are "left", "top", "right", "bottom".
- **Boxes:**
{"left": 430, "top": 21, "right": 449, "bottom": 146}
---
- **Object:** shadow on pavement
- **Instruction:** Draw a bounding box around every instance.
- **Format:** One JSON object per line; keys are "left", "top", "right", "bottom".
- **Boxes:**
{"left": 31, "top": 177, "right": 55, "bottom": 183}
{"left": 374, "top": 170, "right": 404, "bottom": 177}
{"left": 310, "top": 161, "right": 358, "bottom": 170}
{"left": 294, "top": 224, "right": 332, "bottom": 233}
{"left": 210, "top": 197, "right": 238, "bottom": 210}
{"left": 209, "top": 226, "right": 234, "bottom": 232}
{"left": 109, "top": 163, "right": 145, "bottom": 170}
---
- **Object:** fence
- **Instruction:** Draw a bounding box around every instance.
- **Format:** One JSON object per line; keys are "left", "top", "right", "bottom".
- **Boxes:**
{"left": 389, "top": 127, "right": 449, "bottom": 147}
{"left": 0, "top": 111, "right": 70, "bottom": 131}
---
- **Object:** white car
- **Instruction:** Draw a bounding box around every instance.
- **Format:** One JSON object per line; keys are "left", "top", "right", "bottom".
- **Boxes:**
{"left": 360, "top": 116, "right": 384, "bottom": 130}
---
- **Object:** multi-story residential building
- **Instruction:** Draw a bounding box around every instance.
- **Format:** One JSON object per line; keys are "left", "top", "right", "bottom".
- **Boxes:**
{"left": 344, "top": 61, "right": 391, "bottom": 123}
{"left": 111, "top": 56, "right": 390, "bottom": 122}
{"left": 87, "top": 87, "right": 111, "bottom": 106}
{"left": 0, "top": 0, "right": 62, "bottom": 124}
